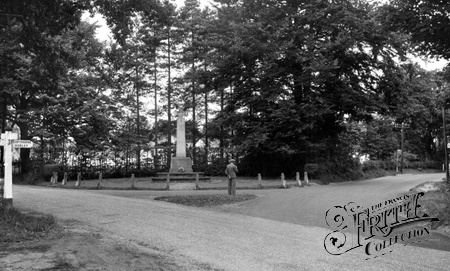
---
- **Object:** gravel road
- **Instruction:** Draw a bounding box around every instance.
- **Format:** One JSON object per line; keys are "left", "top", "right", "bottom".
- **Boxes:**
{"left": 13, "top": 174, "right": 450, "bottom": 271}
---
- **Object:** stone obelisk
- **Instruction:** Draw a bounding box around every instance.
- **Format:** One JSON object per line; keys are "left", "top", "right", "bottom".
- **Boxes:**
{"left": 169, "top": 106, "right": 193, "bottom": 173}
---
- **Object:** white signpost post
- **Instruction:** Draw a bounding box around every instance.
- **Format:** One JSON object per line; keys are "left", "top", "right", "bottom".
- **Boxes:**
{"left": 1, "top": 128, "right": 33, "bottom": 209}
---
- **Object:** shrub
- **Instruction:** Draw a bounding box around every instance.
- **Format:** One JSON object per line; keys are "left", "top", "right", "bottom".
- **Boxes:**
{"left": 362, "top": 160, "right": 380, "bottom": 171}
{"left": 130, "top": 168, "right": 157, "bottom": 177}
{"left": 407, "top": 161, "right": 441, "bottom": 170}
{"left": 424, "top": 161, "right": 442, "bottom": 169}
{"left": 25, "top": 164, "right": 64, "bottom": 184}
{"left": 304, "top": 163, "right": 319, "bottom": 176}
{"left": 361, "top": 160, "right": 397, "bottom": 172}
{"left": 315, "top": 161, "right": 364, "bottom": 184}
{"left": 385, "top": 160, "right": 397, "bottom": 170}
{"left": 103, "top": 168, "right": 125, "bottom": 179}
{"left": 194, "top": 159, "right": 228, "bottom": 176}
{"left": 41, "top": 164, "right": 64, "bottom": 182}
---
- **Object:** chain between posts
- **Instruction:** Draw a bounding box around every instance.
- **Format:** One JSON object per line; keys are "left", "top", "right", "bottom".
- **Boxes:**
{"left": 209, "top": 179, "right": 226, "bottom": 184}
{"left": 41, "top": 172, "right": 309, "bottom": 188}
{"left": 235, "top": 173, "right": 305, "bottom": 183}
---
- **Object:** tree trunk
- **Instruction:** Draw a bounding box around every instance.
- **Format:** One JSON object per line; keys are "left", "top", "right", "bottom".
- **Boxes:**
{"left": 192, "top": 62, "right": 196, "bottom": 166}
{"left": 154, "top": 49, "right": 159, "bottom": 170}
{"left": 0, "top": 95, "right": 6, "bottom": 165}
{"left": 220, "top": 86, "right": 224, "bottom": 160}
{"left": 17, "top": 121, "right": 31, "bottom": 174}
{"left": 204, "top": 90, "right": 208, "bottom": 162}
{"left": 135, "top": 64, "right": 141, "bottom": 170}
{"left": 167, "top": 29, "right": 172, "bottom": 167}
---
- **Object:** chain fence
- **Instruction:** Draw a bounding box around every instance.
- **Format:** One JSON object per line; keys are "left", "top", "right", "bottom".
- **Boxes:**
{"left": 236, "top": 177, "right": 259, "bottom": 183}
{"left": 43, "top": 169, "right": 310, "bottom": 191}
{"left": 208, "top": 179, "right": 226, "bottom": 184}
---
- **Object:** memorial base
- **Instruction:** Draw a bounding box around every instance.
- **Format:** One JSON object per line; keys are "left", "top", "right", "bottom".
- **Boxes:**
{"left": 169, "top": 156, "right": 193, "bottom": 173}
{"left": 154, "top": 172, "right": 210, "bottom": 182}
{"left": 153, "top": 156, "right": 210, "bottom": 183}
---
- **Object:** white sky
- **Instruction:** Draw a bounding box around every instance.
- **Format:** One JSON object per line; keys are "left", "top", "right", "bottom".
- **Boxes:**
{"left": 415, "top": 57, "right": 448, "bottom": 71}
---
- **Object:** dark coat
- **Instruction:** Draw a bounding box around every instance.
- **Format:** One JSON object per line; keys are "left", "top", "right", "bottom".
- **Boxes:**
{"left": 225, "top": 163, "right": 238, "bottom": 178}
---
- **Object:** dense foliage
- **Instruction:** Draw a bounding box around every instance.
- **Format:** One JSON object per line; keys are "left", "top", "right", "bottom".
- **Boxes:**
{"left": 1, "top": 0, "right": 449, "bottom": 180}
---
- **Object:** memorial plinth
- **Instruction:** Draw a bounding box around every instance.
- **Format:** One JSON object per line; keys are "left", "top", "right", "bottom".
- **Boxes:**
{"left": 157, "top": 106, "right": 209, "bottom": 182}
{"left": 153, "top": 171, "right": 210, "bottom": 182}
{"left": 170, "top": 156, "right": 193, "bottom": 173}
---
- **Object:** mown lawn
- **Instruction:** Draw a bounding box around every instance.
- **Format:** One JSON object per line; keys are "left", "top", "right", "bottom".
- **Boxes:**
{"left": 154, "top": 194, "right": 257, "bottom": 207}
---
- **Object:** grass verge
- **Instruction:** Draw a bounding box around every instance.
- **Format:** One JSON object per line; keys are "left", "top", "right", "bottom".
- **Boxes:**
{"left": 154, "top": 194, "right": 257, "bottom": 207}
{"left": 0, "top": 205, "right": 59, "bottom": 243}
{"left": 417, "top": 182, "right": 450, "bottom": 230}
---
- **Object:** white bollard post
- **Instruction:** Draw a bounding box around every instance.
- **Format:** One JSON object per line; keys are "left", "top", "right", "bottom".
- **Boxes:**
{"left": 257, "top": 173, "right": 262, "bottom": 189}
{"left": 75, "top": 172, "right": 81, "bottom": 187}
{"left": 281, "top": 173, "right": 286, "bottom": 188}
{"left": 97, "top": 172, "right": 103, "bottom": 189}
{"left": 296, "top": 172, "right": 302, "bottom": 187}
{"left": 51, "top": 171, "right": 57, "bottom": 184}
{"left": 131, "top": 173, "right": 135, "bottom": 189}
{"left": 304, "top": 171, "right": 309, "bottom": 185}
{"left": 166, "top": 173, "right": 170, "bottom": 190}
{"left": 62, "top": 172, "right": 68, "bottom": 186}
{"left": 195, "top": 173, "right": 200, "bottom": 190}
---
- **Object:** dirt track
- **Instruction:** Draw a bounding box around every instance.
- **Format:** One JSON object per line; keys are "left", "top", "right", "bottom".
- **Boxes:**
{"left": 0, "top": 218, "right": 220, "bottom": 271}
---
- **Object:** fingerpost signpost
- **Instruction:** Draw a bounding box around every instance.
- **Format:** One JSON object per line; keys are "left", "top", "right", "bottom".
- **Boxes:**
{"left": 0, "top": 127, "right": 33, "bottom": 209}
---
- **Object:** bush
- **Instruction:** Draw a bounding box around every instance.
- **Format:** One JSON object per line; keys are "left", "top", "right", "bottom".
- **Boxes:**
{"left": 82, "top": 171, "right": 102, "bottom": 180}
{"left": 315, "top": 161, "right": 364, "bottom": 184}
{"left": 103, "top": 168, "right": 125, "bottom": 179}
{"left": 194, "top": 159, "right": 228, "bottom": 176}
{"left": 362, "top": 160, "right": 380, "bottom": 171}
{"left": 39, "top": 164, "right": 64, "bottom": 182}
{"left": 13, "top": 159, "right": 47, "bottom": 184}
{"left": 406, "top": 161, "right": 441, "bottom": 170}
{"left": 424, "top": 161, "right": 442, "bottom": 169}
{"left": 361, "top": 160, "right": 396, "bottom": 172}
{"left": 130, "top": 168, "right": 157, "bottom": 177}
{"left": 304, "top": 163, "right": 319, "bottom": 176}
{"left": 383, "top": 160, "right": 397, "bottom": 170}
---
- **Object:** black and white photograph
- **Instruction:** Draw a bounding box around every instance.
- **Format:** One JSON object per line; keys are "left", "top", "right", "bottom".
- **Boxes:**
{"left": 1, "top": 0, "right": 450, "bottom": 270}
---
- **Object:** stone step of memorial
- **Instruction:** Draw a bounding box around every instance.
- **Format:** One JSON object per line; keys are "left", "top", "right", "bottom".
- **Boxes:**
{"left": 153, "top": 172, "right": 210, "bottom": 182}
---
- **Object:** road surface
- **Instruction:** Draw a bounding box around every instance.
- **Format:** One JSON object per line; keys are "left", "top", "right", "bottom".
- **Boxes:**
{"left": 13, "top": 173, "right": 450, "bottom": 270}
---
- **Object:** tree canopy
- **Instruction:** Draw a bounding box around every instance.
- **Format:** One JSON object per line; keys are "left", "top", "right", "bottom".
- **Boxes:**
{"left": 382, "top": 0, "right": 450, "bottom": 59}
{"left": 1, "top": 0, "right": 449, "bottom": 179}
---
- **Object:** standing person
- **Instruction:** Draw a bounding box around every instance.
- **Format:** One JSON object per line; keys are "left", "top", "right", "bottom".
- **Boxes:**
{"left": 225, "top": 159, "right": 238, "bottom": 196}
